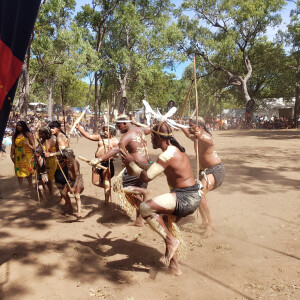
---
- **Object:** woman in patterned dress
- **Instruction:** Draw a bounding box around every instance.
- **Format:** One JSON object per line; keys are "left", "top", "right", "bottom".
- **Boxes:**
{"left": 10, "top": 121, "right": 35, "bottom": 188}
{"left": 38, "top": 127, "right": 57, "bottom": 196}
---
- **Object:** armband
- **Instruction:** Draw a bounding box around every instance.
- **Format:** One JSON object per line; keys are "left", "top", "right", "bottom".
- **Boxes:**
{"left": 146, "top": 162, "right": 165, "bottom": 179}
{"left": 129, "top": 162, "right": 143, "bottom": 177}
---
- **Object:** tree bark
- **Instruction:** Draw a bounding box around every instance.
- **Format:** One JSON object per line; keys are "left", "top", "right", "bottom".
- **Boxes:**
{"left": 19, "top": 64, "right": 30, "bottom": 120}
{"left": 294, "top": 82, "right": 300, "bottom": 127}
{"left": 118, "top": 73, "right": 128, "bottom": 98}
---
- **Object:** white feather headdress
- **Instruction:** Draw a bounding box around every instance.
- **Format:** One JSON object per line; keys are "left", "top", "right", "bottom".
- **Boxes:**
{"left": 142, "top": 100, "right": 189, "bottom": 129}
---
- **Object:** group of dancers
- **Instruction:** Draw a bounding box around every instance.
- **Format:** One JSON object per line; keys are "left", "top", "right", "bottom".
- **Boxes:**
{"left": 10, "top": 112, "right": 225, "bottom": 276}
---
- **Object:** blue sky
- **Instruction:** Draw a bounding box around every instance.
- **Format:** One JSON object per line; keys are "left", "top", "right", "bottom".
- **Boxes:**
{"left": 74, "top": 0, "right": 295, "bottom": 79}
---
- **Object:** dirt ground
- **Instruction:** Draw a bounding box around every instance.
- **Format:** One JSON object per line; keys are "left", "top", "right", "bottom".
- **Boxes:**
{"left": 0, "top": 129, "right": 299, "bottom": 300}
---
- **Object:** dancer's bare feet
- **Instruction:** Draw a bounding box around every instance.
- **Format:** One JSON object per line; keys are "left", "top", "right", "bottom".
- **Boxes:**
{"left": 58, "top": 198, "right": 66, "bottom": 206}
{"left": 169, "top": 258, "right": 182, "bottom": 276}
{"left": 202, "top": 224, "right": 214, "bottom": 238}
{"left": 199, "top": 221, "right": 208, "bottom": 229}
{"left": 162, "top": 238, "right": 179, "bottom": 266}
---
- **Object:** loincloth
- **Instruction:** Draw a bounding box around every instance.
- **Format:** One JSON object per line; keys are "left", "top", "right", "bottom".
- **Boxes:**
{"left": 122, "top": 169, "right": 148, "bottom": 188}
{"left": 199, "top": 162, "right": 225, "bottom": 190}
{"left": 54, "top": 164, "right": 69, "bottom": 186}
{"left": 172, "top": 183, "right": 202, "bottom": 217}
{"left": 95, "top": 160, "right": 115, "bottom": 181}
{"left": 69, "top": 174, "right": 84, "bottom": 189}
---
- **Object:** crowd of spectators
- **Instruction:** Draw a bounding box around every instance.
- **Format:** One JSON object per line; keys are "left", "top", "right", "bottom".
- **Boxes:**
{"left": 201, "top": 115, "right": 299, "bottom": 131}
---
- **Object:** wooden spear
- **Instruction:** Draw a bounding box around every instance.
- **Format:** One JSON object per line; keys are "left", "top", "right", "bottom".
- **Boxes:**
{"left": 193, "top": 56, "right": 199, "bottom": 180}
{"left": 60, "top": 82, "right": 66, "bottom": 133}
{"left": 179, "top": 79, "right": 194, "bottom": 120}
{"left": 107, "top": 100, "right": 112, "bottom": 202}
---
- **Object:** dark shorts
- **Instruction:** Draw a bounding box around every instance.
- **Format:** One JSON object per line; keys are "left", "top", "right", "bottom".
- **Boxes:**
{"left": 200, "top": 162, "right": 225, "bottom": 190}
{"left": 122, "top": 169, "right": 148, "bottom": 189}
{"left": 96, "top": 160, "right": 115, "bottom": 182}
{"left": 69, "top": 174, "right": 84, "bottom": 189}
{"left": 172, "top": 183, "right": 202, "bottom": 217}
{"left": 54, "top": 165, "right": 69, "bottom": 186}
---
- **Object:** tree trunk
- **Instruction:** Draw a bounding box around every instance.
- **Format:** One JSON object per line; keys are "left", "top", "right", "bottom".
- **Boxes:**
{"left": 46, "top": 82, "right": 53, "bottom": 120}
{"left": 19, "top": 64, "right": 30, "bottom": 120}
{"left": 294, "top": 82, "right": 300, "bottom": 127}
{"left": 118, "top": 73, "right": 127, "bottom": 98}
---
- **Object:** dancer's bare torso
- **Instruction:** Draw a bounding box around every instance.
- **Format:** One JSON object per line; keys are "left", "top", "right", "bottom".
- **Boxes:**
{"left": 121, "top": 127, "right": 150, "bottom": 163}
{"left": 95, "top": 138, "right": 118, "bottom": 158}
{"left": 195, "top": 131, "right": 221, "bottom": 170}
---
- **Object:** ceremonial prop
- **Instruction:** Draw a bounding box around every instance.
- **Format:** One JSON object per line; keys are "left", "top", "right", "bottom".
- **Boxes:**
{"left": 106, "top": 100, "right": 112, "bottom": 202}
{"left": 142, "top": 100, "right": 189, "bottom": 129}
{"left": 61, "top": 82, "right": 66, "bottom": 133}
{"left": 70, "top": 106, "right": 89, "bottom": 134}
{"left": 179, "top": 80, "right": 194, "bottom": 119}
{"left": 78, "top": 156, "right": 107, "bottom": 170}
{"left": 0, "top": 0, "right": 41, "bottom": 146}
{"left": 55, "top": 158, "right": 75, "bottom": 196}
{"left": 193, "top": 56, "right": 200, "bottom": 180}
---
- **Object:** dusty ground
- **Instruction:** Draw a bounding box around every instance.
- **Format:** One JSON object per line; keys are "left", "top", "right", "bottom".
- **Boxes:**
{"left": 0, "top": 129, "right": 299, "bottom": 300}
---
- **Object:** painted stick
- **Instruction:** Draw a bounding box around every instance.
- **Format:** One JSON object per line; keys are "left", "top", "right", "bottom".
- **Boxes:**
{"left": 77, "top": 156, "right": 107, "bottom": 170}
{"left": 55, "top": 158, "right": 75, "bottom": 196}
{"left": 193, "top": 56, "right": 199, "bottom": 180}
{"left": 61, "top": 82, "right": 66, "bottom": 133}
{"left": 70, "top": 105, "right": 89, "bottom": 134}
{"left": 107, "top": 100, "right": 112, "bottom": 202}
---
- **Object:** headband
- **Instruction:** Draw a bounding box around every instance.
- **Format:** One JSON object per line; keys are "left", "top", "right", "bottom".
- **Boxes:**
{"left": 115, "top": 119, "right": 131, "bottom": 123}
{"left": 151, "top": 129, "right": 173, "bottom": 137}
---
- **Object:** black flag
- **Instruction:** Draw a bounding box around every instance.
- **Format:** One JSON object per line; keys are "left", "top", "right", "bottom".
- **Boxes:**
{"left": 0, "top": 0, "right": 41, "bottom": 144}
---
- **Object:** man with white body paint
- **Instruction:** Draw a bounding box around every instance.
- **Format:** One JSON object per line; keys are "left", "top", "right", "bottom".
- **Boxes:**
{"left": 121, "top": 122, "right": 202, "bottom": 276}
{"left": 181, "top": 117, "right": 225, "bottom": 238}
{"left": 90, "top": 115, "right": 152, "bottom": 226}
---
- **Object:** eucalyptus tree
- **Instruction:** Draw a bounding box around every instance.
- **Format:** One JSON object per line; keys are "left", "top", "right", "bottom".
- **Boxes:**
{"left": 177, "top": 0, "right": 287, "bottom": 113}
{"left": 282, "top": 0, "right": 300, "bottom": 123}
{"left": 102, "top": 0, "right": 177, "bottom": 108}
{"left": 75, "top": 0, "right": 123, "bottom": 124}
{"left": 18, "top": 0, "right": 76, "bottom": 119}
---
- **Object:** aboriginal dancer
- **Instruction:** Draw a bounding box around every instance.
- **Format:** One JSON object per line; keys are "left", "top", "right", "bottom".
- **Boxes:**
{"left": 10, "top": 121, "right": 35, "bottom": 189}
{"left": 59, "top": 149, "right": 84, "bottom": 218}
{"left": 38, "top": 127, "right": 57, "bottom": 197}
{"left": 90, "top": 115, "right": 152, "bottom": 226}
{"left": 46, "top": 121, "right": 71, "bottom": 205}
{"left": 121, "top": 122, "right": 202, "bottom": 275}
{"left": 181, "top": 117, "right": 225, "bottom": 238}
{"left": 33, "top": 146, "right": 49, "bottom": 201}
{"left": 75, "top": 123, "right": 118, "bottom": 204}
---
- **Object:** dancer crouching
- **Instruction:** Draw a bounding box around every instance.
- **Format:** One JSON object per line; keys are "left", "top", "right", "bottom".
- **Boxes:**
{"left": 121, "top": 122, "right": 201, "bottom": 275}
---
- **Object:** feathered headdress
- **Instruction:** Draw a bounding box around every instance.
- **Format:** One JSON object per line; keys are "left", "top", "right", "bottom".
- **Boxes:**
{"left": 142, "top": 100, "right": 189, "bottom": 129}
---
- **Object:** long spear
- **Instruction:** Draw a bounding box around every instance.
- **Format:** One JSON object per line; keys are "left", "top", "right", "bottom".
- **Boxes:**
{"left": 193, "top": 56, "right": 199, "bottom": 180}
{"left": 60, "top": 82, "right": 66, "bottom": 133}
{"left": 107, "top": 100, "right": 112, "bottom": 202}
{"left": 179, "top": 79, "right": 194, "bottom": 120}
